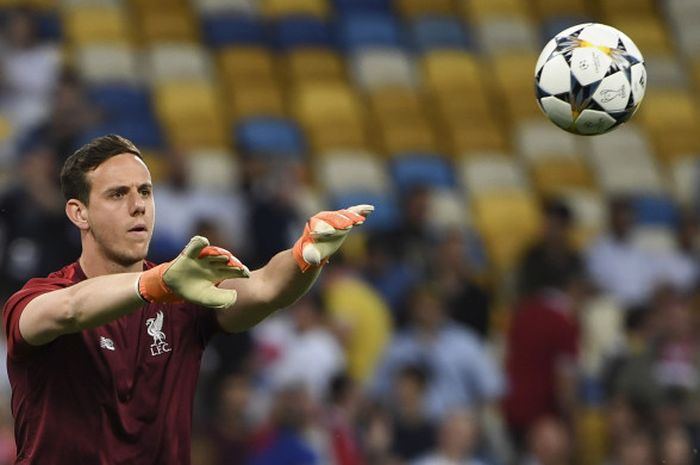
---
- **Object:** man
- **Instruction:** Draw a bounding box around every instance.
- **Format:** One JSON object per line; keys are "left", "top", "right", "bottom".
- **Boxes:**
{"left": 2, "top": 134, "right": 372, "bottom": 464}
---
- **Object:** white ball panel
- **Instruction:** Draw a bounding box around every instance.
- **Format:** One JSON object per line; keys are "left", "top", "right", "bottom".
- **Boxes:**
{"left": 570, "top": 47, "right": 612, "bottom": 86}
{"left": 630, "top": 63, "right": 647, "bottom": 105}
{"left": 540, "top": 96, "right": 574, "bottom": 130}
{"left": 535, "top": 38, "right": 558, "bottom": 74}
{"left": 592, "top": 71, "right": 632, "bottom": 112}
{"left": 555, "top": 22, "right": 593, "bottom": 39}
{"left": 538, "top": 54, "right": 571, "bottom": 95}
{"left": 618, "top": 31, "right": 644, "bottom": 62}
{"left": 577, "top": 23, "right": 620, "bottom": 49}
{"left": 575, "top": 109, "right": 617, "bottom": 134}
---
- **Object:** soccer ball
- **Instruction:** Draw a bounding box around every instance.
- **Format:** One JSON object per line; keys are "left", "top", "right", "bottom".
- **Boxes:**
{"left": 534, "top": 23, "right": 647, "bottom": 135}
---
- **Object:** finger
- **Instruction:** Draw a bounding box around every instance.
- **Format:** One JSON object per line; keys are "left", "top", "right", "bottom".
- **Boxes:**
{"left": 313, "top": 211, "right": 355, "bottom": 230}
{"left": 346, "top": 204, "right": 375, "bottom": 218}
{"left": 338, "top": 209, "right": 366, "bottom": 224}
{"left": 201, "top": 288, "right": 238, "bottom": 309}
{"left": 203, "top": 255, "right": 230, "bottom": 265}
{"left": 182, "top": 236, "right": 210, "bottom": 259}
{"left": 216, "top": 265, "right": 250, "bottom": 278}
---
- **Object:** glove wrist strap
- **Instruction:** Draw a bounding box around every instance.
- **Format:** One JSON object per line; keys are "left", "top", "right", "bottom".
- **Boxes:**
{"left": 138, "top": 263, "right": 175, "bottom": 303}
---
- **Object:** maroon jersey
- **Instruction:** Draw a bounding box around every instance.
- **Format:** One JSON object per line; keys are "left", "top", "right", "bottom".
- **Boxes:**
{"left": 3, "top": 261, "right": 222, "bottom": 465}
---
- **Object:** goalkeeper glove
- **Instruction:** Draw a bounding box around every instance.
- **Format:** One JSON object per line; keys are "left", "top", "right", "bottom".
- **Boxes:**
{"left": 138, "top": 236, "right": 250, "bottom": 309}
{"left": 293, "top": 204, "right": 374, "bottom": 272}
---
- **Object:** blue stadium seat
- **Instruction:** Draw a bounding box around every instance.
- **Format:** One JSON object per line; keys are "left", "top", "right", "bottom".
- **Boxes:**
{"left": 540, "top": 16, "right": 595, "bottom": 44}
{"left": 330, "top": 191, "right": 399, "bottom": 231}
{"left": 88, "top": 85, "right": 154, "bottom": 120}
{"left": 235, "top": 117, "right": 306, "bottom": 159}
{"left": 633, "top": 195, "right": 679, "bottom": 227}
{"left": 271, "top": 16, "right": 334, "bottom": 49}
{"left": 202, "top": 15, "right": 265, "bottom": 47}
{"left": 332, "top": 0, "right": 393, "bottom": 15}
{"left": 78, "top": 118, "right": 164, "bottom": 150}
{"left": 390, "top": 153, "right": 456, "bottom": 192}
{"left": 410, "top": 16, "right": 473, "bottom": 51}
{"left": 337, "top": 13, "right": 403, "bottom": 50}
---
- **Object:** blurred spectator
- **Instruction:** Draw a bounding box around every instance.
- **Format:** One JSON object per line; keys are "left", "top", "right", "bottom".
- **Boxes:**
{"left": 362, "top": 233, "right": 419, "bottom": 319}
{"left": 603, "top": 428, "right": 656, "bottom": 465}
{"left": 245, "top": 163, "right": 305, "bottom": 268}
{"left": 371, "top": 285, "right": 504, "bottom": 420}
{"left": 389, "top": 364, "right": 436, "bottom": 462}
{"left": 382, "top": 185, "right": 436, "bottom": 272}
{"left": 247, "top": 384, "right": 319, "bottom": 465}
{"left": 254, "top": 293, "right": 345, "bottom": 401}
{"left": 360, "top": 404, "right": 398, "bottom": 465}
{"left": 322, "top": 260, "right": 392, "bottom": 385}
{"left": 655, "top": 211, "right": 700, "bottom": 293}
{"left": 0, "top": 142, "right": 80, "bottom": 300}
{"left": 504, "top": 272, "right": 585, "bottom": 442}
{"left": 413, "top": 408, "right": 489, "bottom": 465}
{"left": 519, "top": 417, "right": 573, "bottom": 465}
{"left": 208, "top": 373, "right": 254, "bottom": 465}
{"left": 152, "top": 149, "right": 248, "bottom": 262}
{"left": 19, "top": 69, "right": 101, "bottom": 163}
{"left": 516, "top": 199, "right": 584, "bottom": 298}
{"left": 659, "top": 426, "right": 694, "bottom": 465}
{"left": 611, "top": 293, "right": 700, "bottom": 426}
{"left": 0, "top": 8, "right": 60, "bottom": 133}
{"left": 430, "top": 227, "right": 491, "bottom": 338}
{"left": 586, "top": 197, "right": 659, "bottom": 306}
{"left": 326, "top": 374, "right": 366, "bottom": 465}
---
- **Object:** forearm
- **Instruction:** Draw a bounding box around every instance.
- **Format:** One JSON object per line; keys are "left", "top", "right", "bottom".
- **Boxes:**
{"left": 21, "top": 273, "right": 144, "bottom": 345}
{"left": 217, "top": 250, "right": 321, "bottom": 332}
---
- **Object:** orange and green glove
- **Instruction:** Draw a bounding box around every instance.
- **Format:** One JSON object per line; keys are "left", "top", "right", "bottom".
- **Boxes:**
{"left": 138, "top": 236, "right": 250, "bottom": 309}
{"left": 293, "top": 204, "right": 374, "bottom": 272}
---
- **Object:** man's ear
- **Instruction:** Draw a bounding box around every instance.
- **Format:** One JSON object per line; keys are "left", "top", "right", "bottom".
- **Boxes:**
{"left": 66, "top": 199, "right": 89, "bottom": 231}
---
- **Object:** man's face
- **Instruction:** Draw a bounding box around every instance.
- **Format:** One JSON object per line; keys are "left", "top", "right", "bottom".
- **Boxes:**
{"left": 84, "top": 154, "right": 154, "bottom": 266}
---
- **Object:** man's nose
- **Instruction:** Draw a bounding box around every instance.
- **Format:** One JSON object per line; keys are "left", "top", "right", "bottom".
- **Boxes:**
{"left": 130, "top": 192, "right": 146, "bottom": 215}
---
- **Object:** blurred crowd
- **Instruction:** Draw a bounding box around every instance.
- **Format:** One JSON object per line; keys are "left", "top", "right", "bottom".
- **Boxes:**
{"left": 2, "top": 7, "right": 700, "bottom": 465}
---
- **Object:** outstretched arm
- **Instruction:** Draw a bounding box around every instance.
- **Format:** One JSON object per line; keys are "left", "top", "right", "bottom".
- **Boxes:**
{"left": 215, "top": 205, "right": 373, "bottom": 333}
{"left": 18, "top": 237, "right": 248, "bottom": 346}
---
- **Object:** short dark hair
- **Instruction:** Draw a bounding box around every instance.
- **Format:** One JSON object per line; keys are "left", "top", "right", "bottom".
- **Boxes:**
{"left": 60, "top": 134, "right": 142, "bottom": 204}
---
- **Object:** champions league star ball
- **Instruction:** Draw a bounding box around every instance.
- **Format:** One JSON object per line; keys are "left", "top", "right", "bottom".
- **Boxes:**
{"left": 534, "top": 23, "right": 647, "bottom": 135}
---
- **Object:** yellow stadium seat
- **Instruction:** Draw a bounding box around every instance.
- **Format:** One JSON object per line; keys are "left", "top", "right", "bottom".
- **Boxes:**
{"left": 395, "top": 0, "right": 456, "bottom": 18}
{"left": 293, "top": 83, "right": 363, "bottom": 127}
{"left": 422, "top": 51, "right": 485, "bottom": 95}
{"left": 489, "top": 53, "right": 541, "bottom": 122}
{"left": 63, "top": 6, "right": 130, "bottom": 44}
{"left": 225, "top": 81, "right": 286, "bottom": 122}
{"left": 472, "top": 191, "right": 542, "bottom": 273}
{"left": 219, "top": 47, "right": 277, "bottom": 86}
{"left": 690, "top": 58, "right": 700, "bottom": 89}
{"left": 136, "top": 8, "right": 198, "bottom": 43}
{"left": 531, "top": 0, "right": 588, "bottom": 18}
{"left": 530, "top": 159, "right": 595, "bottom": 195}
{"left": 0, "top": 115, "right": 13, "bottom": 142}
{"left": 261, "top": 0, "right": 329, "bottom": 18}
{"left": 464, "top": 0, "right": 529, "bottom": 21}
{"left": 284, "top": 48, "right": 346, "bottom": 86}
{"left": 293, "top": 84, "right": 368, "bottom": 153}
{"left": 443, "top": 116, "right": 508, "bottom": 156}
{"left": 607, "top": 17, "right": 672, "bottom": 55}
{"left": 306, "top": 122, "right": 369, "bottom": 154}
{"left": 599, "top": 0, "right": 656, "bottom": 19}
{"left": 154, "top": 81, "right": 228, "bottom": 149}
{"left": 638, "top": 90, "right": 700, "bottom": 162}
{"left": 375, "top": 115, "right": 439, "bottom": 155}
{"left": 368, "top": 87, "right": 426, "bottom": 121}
{"left": 432, "top": 90, "right": 493, "bottom": 122}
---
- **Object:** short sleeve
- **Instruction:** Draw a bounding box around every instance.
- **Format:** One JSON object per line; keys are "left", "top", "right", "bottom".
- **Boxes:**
{"left": 3, "top": 278, "right": 70, "bottom": 361}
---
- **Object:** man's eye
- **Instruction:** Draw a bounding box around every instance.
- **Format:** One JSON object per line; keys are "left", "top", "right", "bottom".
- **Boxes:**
{"left": 111, "top": 192, "right": 124, "bottom": 199}
{"left": 140, "top": 189, "right": 152, "bottom": 197}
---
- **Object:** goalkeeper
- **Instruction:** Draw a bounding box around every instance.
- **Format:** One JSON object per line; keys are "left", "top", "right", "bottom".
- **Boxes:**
{"left": 3, "top": 134, "right": 373, "bottom": 465}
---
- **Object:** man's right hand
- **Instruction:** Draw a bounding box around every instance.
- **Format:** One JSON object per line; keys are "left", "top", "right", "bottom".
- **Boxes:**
{"left": 138, "top": 236, "right": 250, "bottom": 309}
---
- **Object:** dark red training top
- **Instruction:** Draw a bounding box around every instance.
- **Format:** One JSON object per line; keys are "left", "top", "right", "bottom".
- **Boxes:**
{"left": 3, "top": 261, "right": 221, "bottom": 465}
